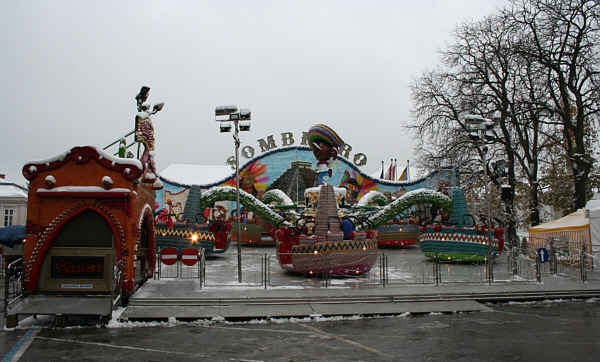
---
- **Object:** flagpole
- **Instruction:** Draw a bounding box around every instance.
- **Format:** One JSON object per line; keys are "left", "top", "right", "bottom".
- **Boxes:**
{"left": 407, "top": 160, "right": 410, "bottom": 180}
{"left": 394, "top": 159, "right": 397, "bottom": 180}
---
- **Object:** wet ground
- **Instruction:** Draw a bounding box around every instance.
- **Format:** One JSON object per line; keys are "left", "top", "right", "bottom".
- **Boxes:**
{"left": 1, "top": 298, "right": 599, "bottom": 361}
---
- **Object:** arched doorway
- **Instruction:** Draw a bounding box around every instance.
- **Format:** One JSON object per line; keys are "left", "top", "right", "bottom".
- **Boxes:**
{"left": 36, "top": 208, "right": 118, "bottom": 293}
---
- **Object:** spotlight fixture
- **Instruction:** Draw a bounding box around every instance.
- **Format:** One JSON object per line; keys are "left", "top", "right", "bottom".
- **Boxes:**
{"left": 220, "top": 122, "right": 232, "bottom": 133}
{"left": 215, "top": 105, "right": 238, "bottom": 116}
{"left": 239, "top": 121, "right": 250, "bottom": 131}
{"left": 240, "top": 108, "right": 251, "bottom": 120}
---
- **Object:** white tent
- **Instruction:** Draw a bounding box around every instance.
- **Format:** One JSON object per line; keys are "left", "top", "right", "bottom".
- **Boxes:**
{"left": 528, "top": 209, "right": 594, "bottom": 269}
{"left": 585, "top": 195, "right": 600, "bottom": 268}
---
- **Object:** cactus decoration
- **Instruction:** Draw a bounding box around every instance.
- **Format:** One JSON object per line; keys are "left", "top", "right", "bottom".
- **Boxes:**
{"left": 201, "top": 186, "right": 294, "bottom": 228}
{"left": 201, "top": 186, "right": 451, "bottom": 231}
{"left": 357, "top": 188, "right": 452, "bottom": 230}
{"left": 355, "top": 190, "right": 389, "bottom": 207}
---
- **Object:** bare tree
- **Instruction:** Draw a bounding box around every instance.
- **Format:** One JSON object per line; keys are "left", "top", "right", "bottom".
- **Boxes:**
{"left": 409, "top": 15, "right": 551, "bottom": 230}
{"left": 409, "top": 0, "right": 600, "bottom": 229}
{"left": 505, "top": 0, "right": 600, "bottom": 209}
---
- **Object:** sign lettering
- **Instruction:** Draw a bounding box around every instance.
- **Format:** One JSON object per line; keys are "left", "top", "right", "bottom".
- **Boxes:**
{"left": 51, "top": 256, "right": 104, "bottom": 279}
{"left": 227, "top": 131, "right": 368, "bottom": 166}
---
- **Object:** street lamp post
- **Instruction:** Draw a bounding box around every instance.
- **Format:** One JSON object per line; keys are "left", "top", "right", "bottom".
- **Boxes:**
{"left": 216, "top": 105, "right": 251, "bottom": 283}
{"left": 464, "top": 115, "right": 495, "bottom": 284}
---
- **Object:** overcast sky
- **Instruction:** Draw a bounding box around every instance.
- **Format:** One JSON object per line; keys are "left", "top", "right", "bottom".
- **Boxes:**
{"left": 0, "top": 0, "right": 508, "bottom": 185}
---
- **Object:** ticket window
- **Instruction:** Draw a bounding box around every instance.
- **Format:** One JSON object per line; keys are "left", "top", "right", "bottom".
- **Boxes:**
{"left": 37, "top": 210, "right": 117, "bottom": 293}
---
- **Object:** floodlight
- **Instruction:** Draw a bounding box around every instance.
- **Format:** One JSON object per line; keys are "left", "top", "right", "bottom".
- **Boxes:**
{"left": 215, "top": 105, "right": 238, "bottom": 116}
{"left": 469, "top": 132, "right": 480, "bottom": 141}
{"left": 463, "top": 115, "right": 485, "bottom": 125}
{"left": 230, "top": 112, "right": 240, "bottom": 121}
{"left": 463, "top": 115, "right": 493, "bottom": 131}
{"left": 220, "top": 122, "right": 232, "bottom": 132}
{"left": 239, "top": 121, "right": 250, "bottom": 131}
{"left": 240, "top": 108, "right": 251, "bottom": 120}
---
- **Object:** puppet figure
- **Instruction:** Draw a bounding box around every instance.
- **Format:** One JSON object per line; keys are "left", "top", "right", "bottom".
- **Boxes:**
{"left": 307, "top": 124, "right": 344, "bottom": 185}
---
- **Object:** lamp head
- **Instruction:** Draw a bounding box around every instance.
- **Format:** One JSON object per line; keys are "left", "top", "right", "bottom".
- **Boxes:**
{"left": 220, "top": 122, "right": 232, "bottom": 133}
{"left": 215, "top": 105, "right": 238, "bottom": 116}
{"left": 239, "top": 120, "right": 250, "bottom": 131}
{"left": 240, "top": 108, "right": 251, "bottom": 120}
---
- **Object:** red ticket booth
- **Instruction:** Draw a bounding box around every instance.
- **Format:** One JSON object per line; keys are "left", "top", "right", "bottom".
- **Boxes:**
{"left": 21, "top": 145, "right": 159, "bottom": 300}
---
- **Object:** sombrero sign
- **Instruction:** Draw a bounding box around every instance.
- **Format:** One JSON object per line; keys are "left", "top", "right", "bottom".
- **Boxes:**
{"left": 226, "top": 130, "right": 367, "bottom": 167}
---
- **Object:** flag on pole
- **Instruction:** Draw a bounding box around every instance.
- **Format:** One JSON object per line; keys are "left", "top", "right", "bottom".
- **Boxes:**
{"left": 393, "top": 159, "right": 397, "bottom": 180}
{"left": 398, "top": 167, "right": 408, "bottom": 181}
{"left": 384, "top": 159, "right": 393, "bottom": 180}
{"left": 398, "top": 160, "right": 410, "bottom": 181}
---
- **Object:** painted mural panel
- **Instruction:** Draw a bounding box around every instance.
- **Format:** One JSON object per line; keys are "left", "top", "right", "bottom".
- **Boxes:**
{"left": 157, "top": 146, "right": 458, "bottom": 214}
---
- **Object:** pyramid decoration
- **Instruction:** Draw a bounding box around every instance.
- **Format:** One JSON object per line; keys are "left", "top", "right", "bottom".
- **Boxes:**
{"left": 313, "top": 184, "right": 341, "bottom": 241}
{"left": 448, "top": 188, "right": 472, "bottom": 228}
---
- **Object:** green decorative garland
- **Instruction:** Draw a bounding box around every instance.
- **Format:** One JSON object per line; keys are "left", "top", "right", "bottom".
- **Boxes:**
{"left": 356, "top": 191, "right": 388, "bottom": 207}
{"left": 201, "top": 186, "right": 294, "bottom": 227}
{"left": 358, "top": 189, "right": 452, "bottom": 231}
{"left": 261, "top": 189, "right": 293, "bottom": 206}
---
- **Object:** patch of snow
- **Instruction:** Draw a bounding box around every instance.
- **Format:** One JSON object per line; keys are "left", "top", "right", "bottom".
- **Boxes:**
{"left": 102, "top": 176, "right": 113, "bottom": 186}
{"left": 37, "top": 186, "right": 132, "bottom": 193}
{"left": 160, "top": 164, "right": 233, "bottom": 186}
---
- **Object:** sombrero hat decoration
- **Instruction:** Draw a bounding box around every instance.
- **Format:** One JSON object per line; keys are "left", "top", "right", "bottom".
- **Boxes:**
{"left": 307, "top": 124, "right": 344, "bottom": 149}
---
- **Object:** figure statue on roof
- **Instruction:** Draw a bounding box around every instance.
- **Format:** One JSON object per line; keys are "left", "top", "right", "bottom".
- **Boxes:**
{"left": 134, "top": 86, "right": 164, "bottom": 179}
{"left": 307, "top": 124, "right": 344, "bottom": 186}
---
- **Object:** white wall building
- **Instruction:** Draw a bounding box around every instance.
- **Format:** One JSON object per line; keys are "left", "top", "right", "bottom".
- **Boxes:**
{"left": 0, "top": 174, "right": 28, "bottom": 227}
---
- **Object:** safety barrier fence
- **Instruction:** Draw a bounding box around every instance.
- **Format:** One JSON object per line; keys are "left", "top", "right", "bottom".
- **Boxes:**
{"left": 154, "top": 241, "right": 598, "bottom": 289}
{"left": 527, "top": 236, "right": 598, "bottom": 282}
{"left": 155, "top": 247, "right": 204, "bottom": 280}
{"left": 110, "top": 259, "right": 123, "bottom": 313}
{"left": 3, "top": 258, "right": 23, "bottom": 317}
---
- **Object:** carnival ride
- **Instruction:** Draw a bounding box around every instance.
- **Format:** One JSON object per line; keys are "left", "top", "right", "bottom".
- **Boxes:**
{"left": 417, "top": 188, "right": 504, "bottom": 262}
{"left": 229, "top": 214, "right": 277, "bottom": 245}
{"left": 199, "top": 184, "right": 453, "bottom": 275}
{"left": 157, "top": 122, "right": 504, "bottom": 275}
{"left": 376, "top": 218, "right": 421, "bottom": 247}
{"left": 155, "top": 185, "right": 232, "bottom": 253}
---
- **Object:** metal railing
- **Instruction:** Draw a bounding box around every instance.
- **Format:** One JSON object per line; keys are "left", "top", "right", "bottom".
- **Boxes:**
{"left": 110, "top": 259, "right": 124, "bottom": 313}
{"left": 3, "top": 258, "right": 24, "bottom": 317}
{"left": 156, "top": 248, "right": 204, "bottom": 280}
{"left": 153, "top": 245, "right": 598, "bottom": 290}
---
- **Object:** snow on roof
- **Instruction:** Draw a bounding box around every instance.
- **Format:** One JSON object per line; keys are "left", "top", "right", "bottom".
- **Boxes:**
{"left": 0, "top": 179, "right": 28, "bottom": 199}
{"left": 23, "top": 146, "right": 144, "bottom": 181}
{"left": 159, "top": 164, "right": 234, "bottom": 186}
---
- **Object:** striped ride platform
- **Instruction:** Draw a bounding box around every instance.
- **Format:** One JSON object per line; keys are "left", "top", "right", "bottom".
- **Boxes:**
{"left": 155, "top": 223, "right": 230, "bottom": 253}
{"left": 279, "top": 239, "right": 378, "bottom": 276}
{"left": 418, "top": 232, "right": 501, "bottom": 262}
{"left": 377, "top": 221, "right": 420, "bottom": 247}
